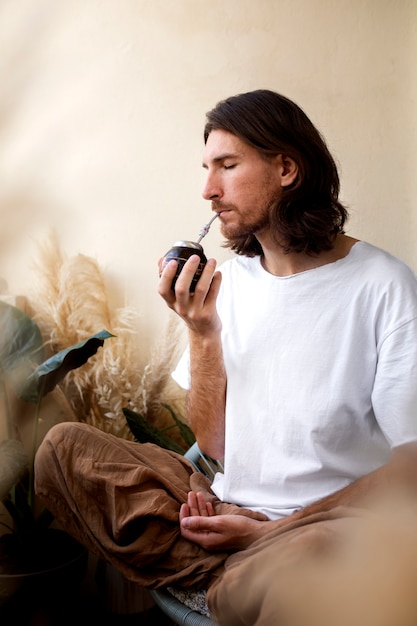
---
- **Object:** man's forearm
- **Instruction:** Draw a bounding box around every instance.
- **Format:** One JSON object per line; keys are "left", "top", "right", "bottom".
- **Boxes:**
{"left": 187, "top": 330, "right": 226, "bottom": 459}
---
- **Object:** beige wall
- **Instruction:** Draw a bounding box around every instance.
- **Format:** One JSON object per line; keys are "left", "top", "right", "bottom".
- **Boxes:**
{"left": 0, "top": 0, "right": 416, "bottom": 359}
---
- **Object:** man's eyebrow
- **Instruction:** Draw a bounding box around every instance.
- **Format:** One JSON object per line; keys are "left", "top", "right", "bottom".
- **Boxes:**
{"left": 202, "top": 152, "right": 240, "bottom": 168}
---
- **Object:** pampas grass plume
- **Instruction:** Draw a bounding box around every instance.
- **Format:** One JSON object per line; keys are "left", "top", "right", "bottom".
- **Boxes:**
{"left": 30, "top": 234, "right": 187, "bottom": 441}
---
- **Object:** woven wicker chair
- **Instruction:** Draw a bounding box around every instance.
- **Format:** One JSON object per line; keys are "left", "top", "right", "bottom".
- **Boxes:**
{"left": 150, "top": 589, "right": 216, "bottom": 625}
{"left": 149, "top": 442, "right": 223, "bottom": 625}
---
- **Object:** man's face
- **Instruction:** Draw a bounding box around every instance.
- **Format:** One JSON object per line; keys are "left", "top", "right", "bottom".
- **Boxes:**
{"left": 202, "top": 129, "right": 283, "bottom": 242}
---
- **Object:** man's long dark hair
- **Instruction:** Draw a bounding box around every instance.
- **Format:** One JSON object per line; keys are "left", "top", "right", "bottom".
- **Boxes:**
{"left": 204, "top": 90, "right": 348, "bottom": 257}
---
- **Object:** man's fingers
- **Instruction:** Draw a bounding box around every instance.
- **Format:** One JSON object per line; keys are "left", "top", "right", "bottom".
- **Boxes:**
{"left": 157, "top": 259, "right": 178, "bottom": 301}
{"left": 181, "top": 514, "right": 217, "bottom": 532}
{"left": 187, "top": 490, "right": 211, "bottom": 516}
{"left": 187, "top": 491, "right": 200, "bottom": 516}
{"left": 196, "top": 491, "right": 215, "bottom": 516}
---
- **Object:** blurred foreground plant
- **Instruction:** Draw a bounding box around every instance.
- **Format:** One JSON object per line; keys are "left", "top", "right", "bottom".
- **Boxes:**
{"left": 0, "top": 299, "right": 113, "bottom": 571}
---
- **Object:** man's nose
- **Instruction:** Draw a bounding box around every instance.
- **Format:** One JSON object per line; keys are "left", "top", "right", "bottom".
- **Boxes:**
{"left": 202, "top": 172, "right": 222, "bottom": 201}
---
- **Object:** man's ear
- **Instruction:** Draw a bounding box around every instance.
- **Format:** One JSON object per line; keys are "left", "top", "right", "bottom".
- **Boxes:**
{"left": 276, "top": 154, "right": 298, "bottom": 187}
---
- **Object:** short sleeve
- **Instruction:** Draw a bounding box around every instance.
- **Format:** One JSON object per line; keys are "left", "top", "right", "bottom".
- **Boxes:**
{"left": 372, "top": 317, "right": 417, "bottom": 446}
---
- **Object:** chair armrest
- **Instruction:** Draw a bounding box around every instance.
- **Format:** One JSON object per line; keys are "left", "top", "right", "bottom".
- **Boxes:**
{"left": 184, "top": 442, "right": 224, "bottom": 481}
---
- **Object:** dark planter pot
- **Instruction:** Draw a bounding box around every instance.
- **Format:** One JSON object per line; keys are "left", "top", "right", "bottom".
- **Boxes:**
{"left": 0, "top": 528, "right": 88, "bottom": 619}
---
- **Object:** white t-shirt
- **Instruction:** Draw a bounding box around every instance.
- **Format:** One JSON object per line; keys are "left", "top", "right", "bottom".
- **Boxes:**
{"left": 172, "top": 242, "right": 417, "bottom": 520}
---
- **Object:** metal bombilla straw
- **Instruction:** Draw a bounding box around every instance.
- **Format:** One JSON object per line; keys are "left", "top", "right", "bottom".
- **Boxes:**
{"left": 197, "top": 213, "right": 219, "bottom": 243}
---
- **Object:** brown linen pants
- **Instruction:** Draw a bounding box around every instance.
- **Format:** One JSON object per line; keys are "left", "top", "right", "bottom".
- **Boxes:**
{"left": 207, "top": 502, "right": 417, "bottom": 626}
{"left": 34, "top": 421, "right": 230, "bottom": 589}
{"left": 35, "top": 422, "right": 417, "bottom": 626}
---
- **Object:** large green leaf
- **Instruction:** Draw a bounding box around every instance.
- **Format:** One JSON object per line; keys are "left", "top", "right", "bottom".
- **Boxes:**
{"left": 21, "top": 329, "right": 115, "bottom": 403}
{"left": 0, "top": 301, "right": 44, "bottom": 395}
{"left": 162, "top": 403, "right": 196, "bottom": 447}
{"left": 123, "top": 407, "right": 186, "bottom": 454}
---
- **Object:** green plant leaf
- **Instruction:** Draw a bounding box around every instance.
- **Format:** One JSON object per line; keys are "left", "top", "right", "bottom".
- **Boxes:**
{"left": 2, "top": 480, "right": 33, "bottom": 537}
{"left": 162, "top": 403, "right": 196, "bottom": 447}
{"left": 123, "top": 408, "right": 186, "bottom": 454}
{"left": 21, "top": 330, "right": 115, "bottom": 403}
{"left": 0, "top": 301, "right": 44, "bottom": 394}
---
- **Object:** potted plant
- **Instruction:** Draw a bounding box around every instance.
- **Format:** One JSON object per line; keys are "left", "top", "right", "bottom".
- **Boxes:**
{"left": 6, "top": 241, "right": 195, "bottom": 617}
{"left": 0, "top": 298, "right": 113, "bottom": 610}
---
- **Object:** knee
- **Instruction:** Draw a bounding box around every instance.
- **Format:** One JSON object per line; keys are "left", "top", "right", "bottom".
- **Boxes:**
{"left": 38, "top": 421, "right": 77, "bottom": 453}
{"left": 35, "top": 422, "right": 86, "bottom": 474}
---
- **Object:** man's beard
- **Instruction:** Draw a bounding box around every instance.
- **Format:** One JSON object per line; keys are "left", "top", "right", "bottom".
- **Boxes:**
{"left": 212, "top": 198, "right": 278, "bottom": 242}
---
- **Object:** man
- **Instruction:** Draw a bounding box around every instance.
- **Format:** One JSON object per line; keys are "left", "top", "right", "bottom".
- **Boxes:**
{"left": 35, "top": 90, "right": 417, "bottom": 624}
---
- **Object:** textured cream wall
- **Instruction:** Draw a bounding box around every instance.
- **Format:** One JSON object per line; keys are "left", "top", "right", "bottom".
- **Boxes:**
{"left": 0, "top": 0, "right": 416, "bottom": 358}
